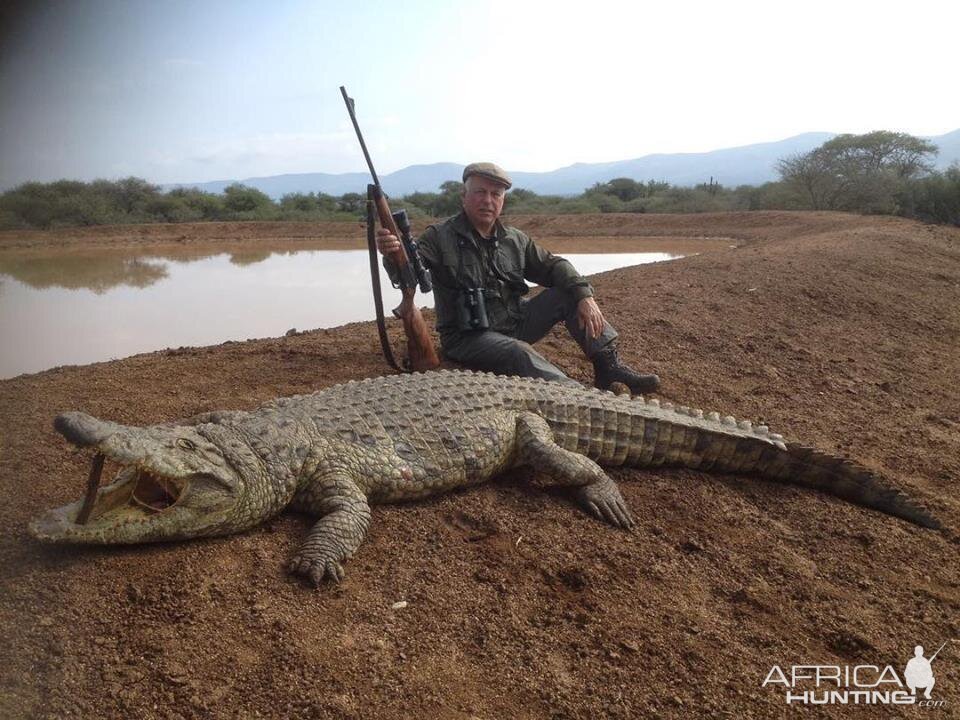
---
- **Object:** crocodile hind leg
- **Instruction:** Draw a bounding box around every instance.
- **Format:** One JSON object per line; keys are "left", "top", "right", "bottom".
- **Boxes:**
{"left": 515, "top": 412, "right": 634, "bottom": 529}
{"left": 287, "top": 473, "right": 371, "bottom": 585}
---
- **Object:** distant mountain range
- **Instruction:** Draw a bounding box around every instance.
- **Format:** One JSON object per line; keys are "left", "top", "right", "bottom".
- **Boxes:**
{"left": 165, "top": 129, "right": 960, "bottom": 199}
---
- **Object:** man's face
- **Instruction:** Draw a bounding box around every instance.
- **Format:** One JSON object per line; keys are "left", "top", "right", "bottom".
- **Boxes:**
{"left": 462, "top": 175, "right": 507, "bottom": 232}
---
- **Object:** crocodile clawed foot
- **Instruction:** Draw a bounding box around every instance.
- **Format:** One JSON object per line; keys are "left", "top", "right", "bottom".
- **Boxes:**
{"left": 287, "top": 555, "right": 346, "bottom": 586}
{"left": 576, "top": 478, "right": 635, "bottom": 530}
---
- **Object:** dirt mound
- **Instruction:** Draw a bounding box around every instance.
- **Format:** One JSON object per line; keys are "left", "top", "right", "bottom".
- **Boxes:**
{"left": 1, "top": 212, "right": 958, "bottom": 718}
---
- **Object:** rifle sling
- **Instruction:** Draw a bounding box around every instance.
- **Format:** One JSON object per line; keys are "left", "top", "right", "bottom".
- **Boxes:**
{"left": 366, "top": 195, "right": 406, "bottom": 373}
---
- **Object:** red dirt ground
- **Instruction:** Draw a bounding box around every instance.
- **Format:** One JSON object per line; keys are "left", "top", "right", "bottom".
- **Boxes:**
{"left": 1, "top": 212, "right": 958, "bottom": 719}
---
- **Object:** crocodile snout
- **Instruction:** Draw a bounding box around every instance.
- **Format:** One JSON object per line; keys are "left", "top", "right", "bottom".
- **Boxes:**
{"left": 53, "top": 412, "right": 125, "bottom": 448}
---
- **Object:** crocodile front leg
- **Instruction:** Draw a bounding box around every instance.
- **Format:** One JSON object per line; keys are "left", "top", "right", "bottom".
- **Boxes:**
{"left": 288, "top": 472, "right": 371, "bottom": 585}
{"left": 515, "top": 412, "right": 634, "bottom": 529}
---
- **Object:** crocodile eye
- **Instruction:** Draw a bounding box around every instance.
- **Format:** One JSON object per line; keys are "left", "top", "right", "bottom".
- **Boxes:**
{"left": 176, "top": 438, "right": 197, "bottom": 451}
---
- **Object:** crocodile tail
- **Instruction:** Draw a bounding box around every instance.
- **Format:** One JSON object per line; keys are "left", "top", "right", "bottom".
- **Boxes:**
{"left": 756, "top": 443, "right": 942, "bottom": 529}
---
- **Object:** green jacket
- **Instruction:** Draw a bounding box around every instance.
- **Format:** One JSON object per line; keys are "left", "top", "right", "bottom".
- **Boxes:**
{"left": 387, "top": 211, "right": 594, "bottom": 336}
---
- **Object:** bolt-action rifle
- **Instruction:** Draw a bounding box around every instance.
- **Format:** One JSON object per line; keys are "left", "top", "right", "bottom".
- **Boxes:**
{"left": 340, "top": 86, "right": 439, "bottom": 372}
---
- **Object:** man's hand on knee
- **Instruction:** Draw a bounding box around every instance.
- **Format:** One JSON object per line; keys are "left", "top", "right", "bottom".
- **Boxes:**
{"left": 577, "top": 297, "right": 605, "bottom": 340}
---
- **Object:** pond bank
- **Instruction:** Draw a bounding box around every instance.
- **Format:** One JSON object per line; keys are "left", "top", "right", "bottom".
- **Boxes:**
{"left": 2, "top": 211, "right": 958, "bottom": 719}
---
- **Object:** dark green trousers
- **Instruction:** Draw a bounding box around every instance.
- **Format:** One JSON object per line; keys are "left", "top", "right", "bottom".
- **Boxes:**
{"left": 441, "top": 288, "right": 618, "bottom": 386}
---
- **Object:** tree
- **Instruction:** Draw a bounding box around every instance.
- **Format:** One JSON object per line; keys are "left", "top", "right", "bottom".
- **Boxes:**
{"left": 603, "top": 178, "right": 644, "bottom": 201}
{"left": 778, "top": 131, "right": 938, "bottom": 213}
{"left": 403, "top": 191, "right": 440, "bottom": 213}
{"left": 337, "top": 192, "right": 364, "bottom": 213}
{"left": 400, "top": 182, "right": 463, "bottom": 217}
{"left": 777, "top": 150, "right": 839, "bottom": 210}
{"left": 504, "top": 187, "right": 538, "bottom": 212}
{"left": 223, "top": 183, "right": 274, "bottom": 217}
{"left": 433, "top": 181, "right": 464, "bottom": 216}
{"left": 587, "top": 178, "right": 642, "bottom": 202}
{"left": 826, "top": 131, "right": 935, "bottom": 178}
{"left": 280, "top": 192, "right": 319, "bottom": 213}
{"left": 896, "top": 164, "right": 960, "bottom": 226}
{"left": 315, "top": 192, "right": 338, "bottom": 213}
{"left": 167, "top": 187, "right": 225, "bottom": 220}
{"left": 508, "top": 188, "right": 538, "bottom": 202}
{"left": 91, "top": 177, "right": 161, "bottom": 218}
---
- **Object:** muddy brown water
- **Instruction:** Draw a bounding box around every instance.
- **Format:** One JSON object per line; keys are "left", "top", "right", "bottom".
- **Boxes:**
{"left": 0, "top": 243, "right": 689, "bottom": 379}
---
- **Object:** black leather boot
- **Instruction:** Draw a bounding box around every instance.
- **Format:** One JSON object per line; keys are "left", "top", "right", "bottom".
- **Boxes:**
{"left": 593, "top": 344, "right": 660, "bottom": 395}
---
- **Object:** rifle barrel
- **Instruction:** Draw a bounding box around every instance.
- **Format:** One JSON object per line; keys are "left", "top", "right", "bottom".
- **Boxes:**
{"left": 929, "top": 640, "right": 949, "bottom": 662}
{"left": 340, "top": 86, "right": 381, "bottom": 188}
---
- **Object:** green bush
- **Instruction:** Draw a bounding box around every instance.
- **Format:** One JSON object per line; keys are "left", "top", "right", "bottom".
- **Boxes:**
{"left": 279, "top": 192, "right": 319, "bottom": 214}
{"left": 897, "top": 165, "right": 960, "bottom": 226}
{"left": 144, "top": 194, "right": 201, "bottom": 223}
{"left": 2, "top": 147, "right": 958, "bottom": 231}
{"left": 731, "top": 181, "right": 808, "bottom": 211}
{"left": 222, "top": 183, "right": 276, "bottom": 219}
{"left": 166, "top": 187, "right": 225, "bottom": 221}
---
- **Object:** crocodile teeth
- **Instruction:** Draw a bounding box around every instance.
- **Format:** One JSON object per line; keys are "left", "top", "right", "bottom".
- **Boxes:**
{"left": 721, "top": 416, "right": 736, "bottom": 426}
{"left": 706, "top": 411, "right": 720, "bottom": 422}
{"left": 737, "top": 420, "right": 753, "bottom": 431}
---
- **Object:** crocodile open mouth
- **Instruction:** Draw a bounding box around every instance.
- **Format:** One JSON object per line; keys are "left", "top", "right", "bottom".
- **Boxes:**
{"left": 76, "top": 452, "right": 187, "bottom": 524}
{"left": 131, "top": 468, "right": 186, "bottom": 513}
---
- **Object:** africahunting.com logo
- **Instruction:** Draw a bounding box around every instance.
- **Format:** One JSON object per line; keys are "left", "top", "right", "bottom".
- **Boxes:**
{"left": 762, "top": 641, "right": 953, "bottom": 707}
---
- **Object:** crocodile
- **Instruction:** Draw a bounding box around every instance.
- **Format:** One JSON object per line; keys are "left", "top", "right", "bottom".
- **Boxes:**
{"left": 30, "top": 370, "right": 940, "bottom": 585}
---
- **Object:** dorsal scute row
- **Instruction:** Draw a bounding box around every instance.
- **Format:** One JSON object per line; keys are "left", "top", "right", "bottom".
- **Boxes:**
{"left": 269, "top": 370, "right": 787, "bottom": 449}
{"left": 651, "top": 398, "right": 785, "bottom": 448}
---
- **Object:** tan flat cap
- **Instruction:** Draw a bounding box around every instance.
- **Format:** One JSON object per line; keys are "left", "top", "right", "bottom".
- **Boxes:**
{"left": 462, "top": 162, "right": 512, "bottom": 189}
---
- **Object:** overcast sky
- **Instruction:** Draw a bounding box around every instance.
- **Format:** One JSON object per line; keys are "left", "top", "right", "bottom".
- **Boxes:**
{"left": 1, "top": 0, "right": 956, "bottom": 190}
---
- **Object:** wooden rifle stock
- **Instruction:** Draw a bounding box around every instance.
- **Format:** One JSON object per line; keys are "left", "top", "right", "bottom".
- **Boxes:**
{"left": 397, "top": 288, "right": 439, "bottom": 372}
{"left": 341, "top": 85, "right": 439, "bottom": 372}
{"left": 371, "top": 186, "right": 440, "bottom": 372}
